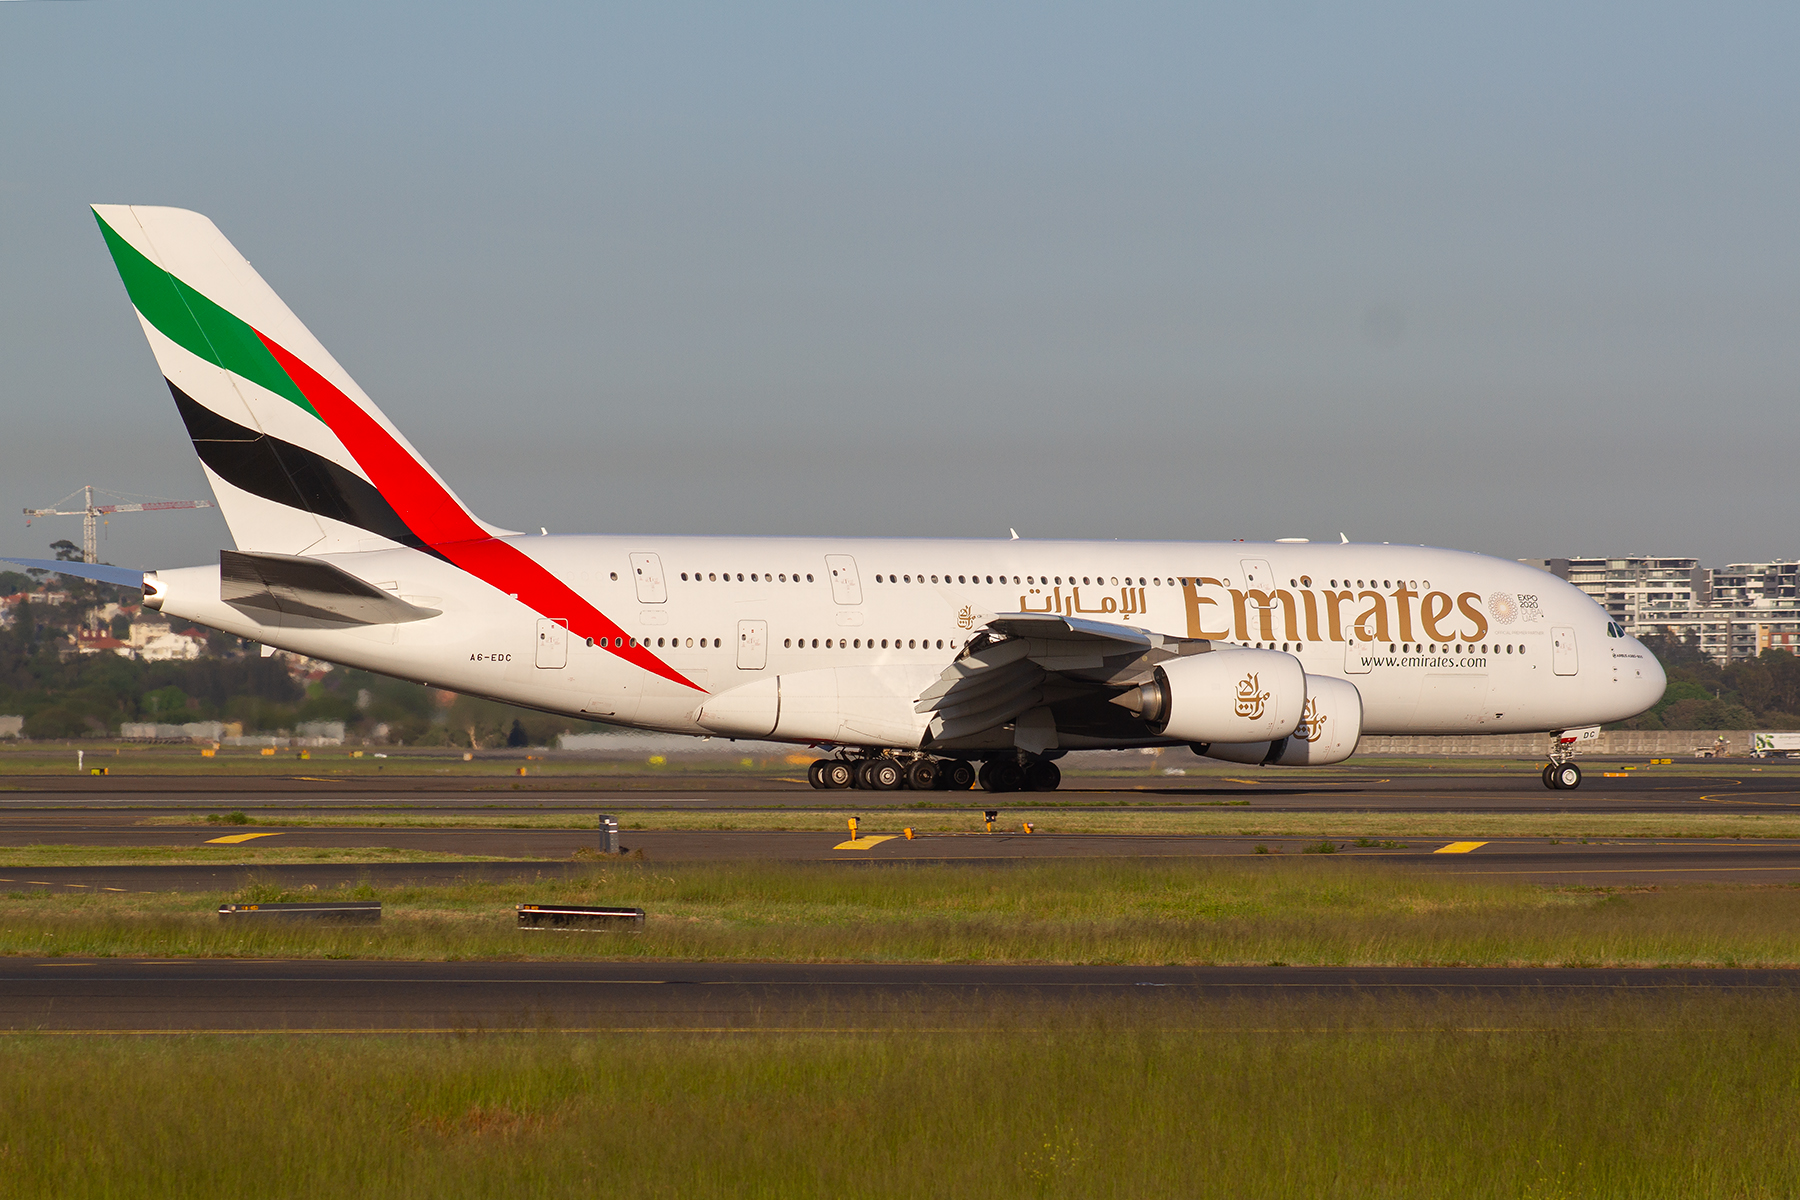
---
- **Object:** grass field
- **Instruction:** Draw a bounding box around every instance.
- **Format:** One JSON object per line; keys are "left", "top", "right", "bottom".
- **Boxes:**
{"left": 6, "top": 860, "right": 1800, "bottom": 966}
{"left": 2, "top": 992, "right": 1797, "bottom": 1199}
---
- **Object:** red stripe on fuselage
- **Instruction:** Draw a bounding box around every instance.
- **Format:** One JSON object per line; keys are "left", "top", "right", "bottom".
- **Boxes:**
{"left": 255, "top": 332, "right": 701, "bottom": 692}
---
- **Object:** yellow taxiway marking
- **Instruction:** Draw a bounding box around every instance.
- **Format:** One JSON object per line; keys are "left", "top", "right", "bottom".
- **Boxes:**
{"left": 203, "top": 832, "right": 283, "bottom": 844}
{"left": 834, "top": 835, "right": 899, "bottom": 850}
{"left": 1433, "top": 841, "right": 1489, "bottom": 854}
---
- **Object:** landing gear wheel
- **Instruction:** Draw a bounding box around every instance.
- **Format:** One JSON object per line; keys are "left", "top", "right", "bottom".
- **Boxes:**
{"left": 818, "top": 760, "right": 854, "bottom": 790}
{"left": 861, "top": 759, "right": 904, "bottom": 791}
{"left": 1024, "top": 759, "right": 1062, "bottom": 792}
{"left": 808, "top": 760, "right": 828, "bottom": 789}
{"left": 1541, "top": 764, "right": 1556, "bottom": 790}
{"left": 980, "top": 759, "right": 1024, "bottom": 793}
{"left": 905, "top": 760, "right": 939, "bottom": 791}
{"left": 1551, "top": 762, "right": 1583, "bottom": 790}
{"left": 941, "top": 760, "right": 976, "bottom": 791}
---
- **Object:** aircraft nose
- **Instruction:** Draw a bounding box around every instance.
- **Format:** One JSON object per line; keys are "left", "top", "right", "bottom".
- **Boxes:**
{"left": 1633, "top": 638, "right": 1667, "bottom": 711}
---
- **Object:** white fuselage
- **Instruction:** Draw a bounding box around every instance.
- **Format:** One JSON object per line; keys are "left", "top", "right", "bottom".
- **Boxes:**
{"left": 145, "top": 535, "right": 1665, "bottom": 749}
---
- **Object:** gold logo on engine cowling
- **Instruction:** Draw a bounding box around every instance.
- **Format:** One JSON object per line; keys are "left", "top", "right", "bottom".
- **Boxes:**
{"left": 1297, "top": 696, "right": 1326, "bottom": 743}
{"left": 956, "top": 605, "right": 975, "bottom": 630}
{"left": 1234, "top": 673, "right": 1270, "bottom": 721}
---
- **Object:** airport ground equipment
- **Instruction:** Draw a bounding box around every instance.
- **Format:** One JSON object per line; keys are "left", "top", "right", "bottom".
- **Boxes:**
{"left": 599, "top": 814, "right": 620, "bottom": 855}
{"left": 517, "top": 904, "right": 645, "bottom": 931}
{"left": 218, "top": 901, "right": 380, "bottom": 922}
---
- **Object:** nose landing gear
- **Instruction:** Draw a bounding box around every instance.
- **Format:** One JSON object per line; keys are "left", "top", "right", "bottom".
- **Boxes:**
{"left": 1542, "top": 761, "right": 1583, "bottom": 790}
{"left": 1541, "top": 726, "right": 1598, "bottom": 789}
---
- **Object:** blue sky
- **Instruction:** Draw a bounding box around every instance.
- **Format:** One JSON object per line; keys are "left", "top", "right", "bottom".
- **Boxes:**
{"left": 2, "top": 2, "right": 1796, "bottom": 567}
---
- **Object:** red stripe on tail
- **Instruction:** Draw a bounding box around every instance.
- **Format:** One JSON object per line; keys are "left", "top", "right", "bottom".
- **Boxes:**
{"left": 256, "top": 331, "right": 702, "bottom": 692}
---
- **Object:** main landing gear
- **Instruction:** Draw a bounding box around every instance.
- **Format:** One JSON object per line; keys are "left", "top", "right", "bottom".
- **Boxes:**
{"left": 977, "top": 756, "right": 1061, "bottom": 794}
{"left": 807, "top": 753, "right": 1061, "bottom": 792}
{"left": 808, "top": 754, "right": 977, "bottom": 792}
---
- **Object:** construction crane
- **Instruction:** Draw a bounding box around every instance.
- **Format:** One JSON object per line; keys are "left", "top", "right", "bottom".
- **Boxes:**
{"left": 24, "top": 486, "right": 214, "bottom": 564}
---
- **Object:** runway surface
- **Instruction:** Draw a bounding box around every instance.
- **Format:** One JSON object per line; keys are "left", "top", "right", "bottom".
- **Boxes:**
{"left": 6, "top": 829, "right": 1800, "bottom": 889}
{"left": 0, "top": 761, "right": 1796, "bottom": 813}
{"left": 5, "top": 959, "right": 1795, "bottom": 1032}
{"left": 0, "top": 763, "right": 1796, "bottom": 888}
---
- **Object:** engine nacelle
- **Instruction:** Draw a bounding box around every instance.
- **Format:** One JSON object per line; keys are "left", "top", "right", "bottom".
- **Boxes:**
{"left": 1194, "top": 674, "right": 1364, "bottom": 767}
{"left": 1126, "top": 647, "right": 1306, "bottom": 745}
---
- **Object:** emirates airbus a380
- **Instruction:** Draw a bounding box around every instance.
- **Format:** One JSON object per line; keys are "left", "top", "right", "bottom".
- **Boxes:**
{"left": 11, "top": 206, "right": 1665, "bottom": 793}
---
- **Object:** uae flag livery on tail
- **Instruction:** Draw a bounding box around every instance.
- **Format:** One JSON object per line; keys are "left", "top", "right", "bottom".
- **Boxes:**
{"left": 92, "top": 205, "right": 697, "bottom": 690}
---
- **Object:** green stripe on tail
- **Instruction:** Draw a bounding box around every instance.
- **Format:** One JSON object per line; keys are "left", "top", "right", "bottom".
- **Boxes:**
{"left": 92, "top": 210, "right": 320, "bottom": 421}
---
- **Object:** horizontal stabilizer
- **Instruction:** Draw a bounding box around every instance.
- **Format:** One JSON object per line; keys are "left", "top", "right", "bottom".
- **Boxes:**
{"left": 220, "top": 550, "right": 440, "bottom": 625}
{"left": 0, "top": 558, "right": 146, "bottom": 589}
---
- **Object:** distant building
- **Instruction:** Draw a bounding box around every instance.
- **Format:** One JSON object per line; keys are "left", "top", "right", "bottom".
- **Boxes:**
{"left": 0, "top": 716, "right": 22, "bottom": 739}
{"left": 1527, "top": 556, "right": 1800, "bottom": 663}
{"left": 75, "top": 631, "right": 130, "bottom": 656}
{"left": 126, "top": 618, "right": 202, "bottom": 662}
{"left": 121, "top": 721, "right": 226, "bottom": 741}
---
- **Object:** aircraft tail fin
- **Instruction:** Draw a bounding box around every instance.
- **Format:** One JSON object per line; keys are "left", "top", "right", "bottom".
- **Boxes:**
{"left": 91, "top": 205, "right": 497, "bottom": 557}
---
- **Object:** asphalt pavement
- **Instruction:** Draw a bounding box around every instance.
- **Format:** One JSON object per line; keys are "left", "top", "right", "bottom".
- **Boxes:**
{"left": 4, "top": 959, "right": 1794, "bottom": 1032}
{"left": 0, "top": 761, "right": 1794, "bottom": 813}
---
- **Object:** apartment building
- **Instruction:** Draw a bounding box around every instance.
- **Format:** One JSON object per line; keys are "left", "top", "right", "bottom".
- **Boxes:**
{"left": 1526, "top": 556, "right": 1800, "bottom": 664}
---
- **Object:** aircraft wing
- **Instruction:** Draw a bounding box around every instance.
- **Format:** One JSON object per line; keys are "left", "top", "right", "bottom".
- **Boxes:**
{"left": 915, "top": 612, "right": 1207, "bottom": 744}
{"left": 0, "top": 558, "right": 146, "bottom": 588}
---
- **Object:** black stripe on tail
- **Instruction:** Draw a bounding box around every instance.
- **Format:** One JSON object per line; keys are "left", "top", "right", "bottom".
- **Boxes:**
{"left": 168, "top": 380, "right": 443, "bottom": 559}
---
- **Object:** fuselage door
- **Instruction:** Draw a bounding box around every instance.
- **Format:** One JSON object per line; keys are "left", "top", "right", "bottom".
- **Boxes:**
{"left": 1552, "top": 626, "right": 1578, "bottom": 676}
{"left": 1238, "top": 558, "right": 1274, "bottom": 592}
{"left": 1343, "top": 636, "right": 1371, "bottom": 674}
{"left": 737, "top": 619, "right": 768, "bottom": 670}
{"left": 536, "top": 617, "right": 568, "bottom": 669}
{"left": 825, "top": 555, "right": 862, "bottom": 605}
{"left": 629, "top": 553, "right": 667, "bottom": 604}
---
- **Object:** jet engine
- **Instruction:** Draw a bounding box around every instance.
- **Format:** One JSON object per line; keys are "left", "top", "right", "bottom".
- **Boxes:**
{"left": 1117, "top": 647, "right": 1306, "bottom": 744}
{"left": 1193, "top": 673, "right": 1364, "bottom": 767}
